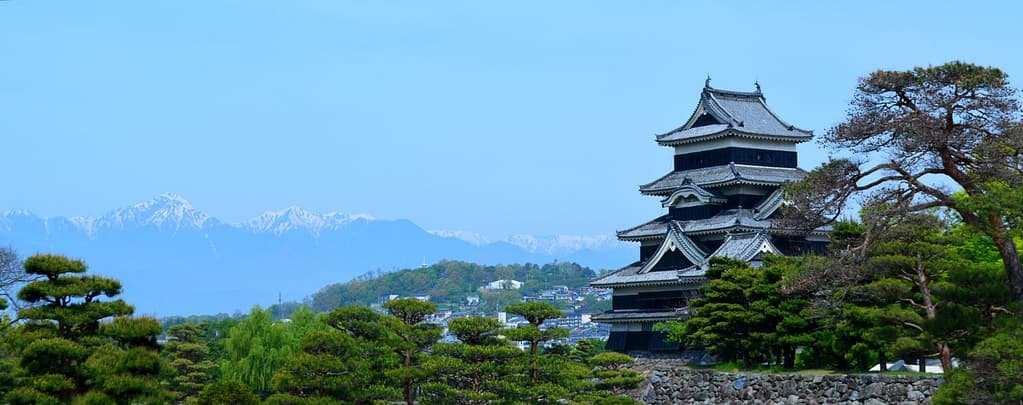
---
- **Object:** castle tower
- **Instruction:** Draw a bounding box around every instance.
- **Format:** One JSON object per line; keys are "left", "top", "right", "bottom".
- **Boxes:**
{"left": 591, "top": 82, "right": 828, "bottom": 352}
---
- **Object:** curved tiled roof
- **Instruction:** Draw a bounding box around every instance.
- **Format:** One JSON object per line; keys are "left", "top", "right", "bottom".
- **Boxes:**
{"left": 709, "top": 231, "right": 781, "bottom": 262}
{"left": 752, "top": 188, "right": 785, "bottom": 220}
{"left": 617, "top": 209, "right": 771, "bottom": 241}
{"left": 589, "top": 261, "right": 698, "bottom": 288}
{"left": 660, "top": 180, "right": 726, "bottom": 208}
{"left": 656, "top": 85, "right": 813, "bottom": 146}
{"left": 640, "top": 163, "right": 806, "bottom": 196}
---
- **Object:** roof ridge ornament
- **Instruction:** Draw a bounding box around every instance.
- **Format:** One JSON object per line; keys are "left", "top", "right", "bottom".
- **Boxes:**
{"left": 705, "top": 75, "right": 711, "bottom": 89}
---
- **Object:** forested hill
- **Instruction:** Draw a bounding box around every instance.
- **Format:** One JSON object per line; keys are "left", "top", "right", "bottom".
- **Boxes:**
{"left": 309, "top": 260, "right": 599, "bottom": 311}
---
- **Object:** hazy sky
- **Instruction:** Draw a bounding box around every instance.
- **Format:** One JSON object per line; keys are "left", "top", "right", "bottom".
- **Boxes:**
{"left": 2, "top": 1, "right": 1021, "bottom": 239}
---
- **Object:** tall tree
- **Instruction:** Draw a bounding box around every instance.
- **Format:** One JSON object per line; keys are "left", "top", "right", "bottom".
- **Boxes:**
{"left": 17, "top": 254, "right": 133, "bottom": 340}
{"left": 163, "top": 323, "right": 216, "bottom": 403}
{"left": 421, "top": 316, "right": 526, "bottom": 404}
{"left": 84, "top": 316, "right": 169, "bottom": 403}
{"left": 6, "top": 254, "right": 135, "bottom": 403}
{"left": 503, "top": 302, "right": 567, "bottom": 357}
{"left": 786, "top": 62, "right": 1023, "bottom": 300}
{"left": 381, "top": 298, "right": 442, "bottom": 405}
{"left": 269, "top": 329, "right": 395, "bottom": 404}
{"left": 219, "top": 307, "right": 298, "bottom": 395}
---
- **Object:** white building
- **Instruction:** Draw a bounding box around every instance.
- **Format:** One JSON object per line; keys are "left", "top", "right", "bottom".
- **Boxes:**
{"left": 484, "top": 279, "right": 523, "bottom": 290}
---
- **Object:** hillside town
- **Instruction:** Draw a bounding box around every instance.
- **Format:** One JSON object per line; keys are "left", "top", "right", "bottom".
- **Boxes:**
{"left": 373, "top": 280, "right": 614, "bottom": 350}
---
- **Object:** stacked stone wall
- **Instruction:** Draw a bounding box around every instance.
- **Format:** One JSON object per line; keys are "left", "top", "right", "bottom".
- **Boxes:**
{"left": 634, "top": 366, "right": 941, "bottom": 404}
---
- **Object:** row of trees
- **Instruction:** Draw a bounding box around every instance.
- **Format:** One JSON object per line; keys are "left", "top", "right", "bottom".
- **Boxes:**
{"left": 0, "top": 252, "right": 640, "bottom": 404}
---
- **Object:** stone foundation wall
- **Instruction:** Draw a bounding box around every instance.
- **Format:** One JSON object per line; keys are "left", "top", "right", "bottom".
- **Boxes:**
{"left": 636, "top": 367, "right": 941, "bottom": 404}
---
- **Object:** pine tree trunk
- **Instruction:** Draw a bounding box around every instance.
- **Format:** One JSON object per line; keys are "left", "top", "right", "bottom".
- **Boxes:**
{"left": 404, "top": 350, "right": 414, "bottom": 405}
{"left": 991, "top": 230, "right": 1023, "bottom": 302}
{"left": 939, "top": 343, "right": 953, "bottom": 373}
{"left": 918, "top": 357, "right": 926, "bottom": 373}
{"left": 878, "top": 350, "right": 887, "bottom": 372}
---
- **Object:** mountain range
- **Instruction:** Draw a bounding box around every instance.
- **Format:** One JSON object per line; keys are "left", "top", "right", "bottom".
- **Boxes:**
{"left": 0, "top": 193, "right": 633, "bottom": 316}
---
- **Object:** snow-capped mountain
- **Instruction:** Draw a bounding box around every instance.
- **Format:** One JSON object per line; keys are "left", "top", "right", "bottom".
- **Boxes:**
{"left": 0, "top": 194, "right": 633, "bottom": 316}
{"left": 431, "top": 230, "right": 629, "bottom": 254}
{"left": 505, "top": 234, "right": 628, "bottom": 255}
{"left": 428, "top": 229, "right": 492, "bottom": 246}
{"left": 101, "top": 192, "right": 216, "bottom": 231}
{"left": 245, "top": 206, "right": 375, "bottom": 236}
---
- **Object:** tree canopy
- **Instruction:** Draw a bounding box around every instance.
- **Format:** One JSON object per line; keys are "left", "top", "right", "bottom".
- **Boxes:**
{"left": 786, "top": 61, "right": 1023, "bottom": 300}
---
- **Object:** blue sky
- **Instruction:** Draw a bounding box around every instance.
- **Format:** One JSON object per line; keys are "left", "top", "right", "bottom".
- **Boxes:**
{"left": 1, "top": 1, "right": 1021, "bottom": 239}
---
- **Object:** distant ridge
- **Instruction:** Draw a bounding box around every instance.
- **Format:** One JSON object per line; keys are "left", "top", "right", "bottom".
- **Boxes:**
{"left": 0, "top": 194, "right": 633, "bottom": 316}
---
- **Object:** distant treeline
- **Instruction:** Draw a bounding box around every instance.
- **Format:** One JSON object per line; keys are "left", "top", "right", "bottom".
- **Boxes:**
{"left": 309, "top": 260, "right": 600, "bottom": 311}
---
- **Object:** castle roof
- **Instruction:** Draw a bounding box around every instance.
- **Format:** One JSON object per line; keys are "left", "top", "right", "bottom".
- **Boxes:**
{"left": 656, "top": 84, "right": 813, "bottom": 146}
{"left": 640, "top": 163, "right": 807, "bottom": 196}
{"left": 589, "top": 261, "right": 707, "bottom": 288}
{"left": 592, "top": 230, "right": 784, "bottom": 289}
{"left": 709, "top": 231, "right": 781, "bottom": 262}
{"left": 617, "top": 209, "right": 769, "bottom": 241}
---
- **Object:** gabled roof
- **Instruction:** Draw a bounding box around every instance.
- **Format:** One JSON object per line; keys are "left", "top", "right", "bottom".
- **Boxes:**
{"left": 708, "top": 231, "right": 782, "bottom": 262}
{"left": 660, "top": 179, "right": 726, "bottom": 208}
{"left": 655, "top": 84, "right": 813, "bottom": 146}
{"left": 595, "top": 231, "right": 787, "bottom": 289}
{"left": 640, "top": 163, "right": 806, "bottom": 196}
{"left": 636, "top": 223, "right": 707, "bottom": 274}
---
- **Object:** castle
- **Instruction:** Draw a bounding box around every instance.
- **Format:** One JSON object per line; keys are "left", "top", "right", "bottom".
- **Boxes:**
{"left": 591, "top": 81, "right": 828, "bottom": 352}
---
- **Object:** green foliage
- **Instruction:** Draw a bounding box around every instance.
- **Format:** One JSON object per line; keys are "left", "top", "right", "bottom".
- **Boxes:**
{"left": 5, "top": 255, "right": 170, "bottom": 403}
{"left": 587, "top": 352, "right": 634, "bottom": 370}
{"left": 505, "top": 302, "right": 564, "bottom": 327}
{"left": 195, "top": 380, "right": 260, "bottom": 405}
{"left": 218, "top": 306, "right": 299, "bottom": 395}
{"left": 383, "top": 297, "right": 437, "bottom": 326}
{"left": 163, "top": 323, "right": 216, "bottom": 402}
{"left": 812, "top": 61, "right": 1023, "bottom": 301}
{"left": 21, "top": 254, "right": 87, "bottom": 278}
{"left": 935, "top": 322, "right": 1023, "bottom": 404}
{"left": 272, "top": 329, "right": 398, "bottom": 403}
{"left": 447, "top": 316, "right": 503, "bottom": 345}
{"left": 657, "top": 256, "right": 810, "bottom": 369}
{"left": 16, "top": 255, "right": 133, "bottom": 340}
{"left": 4, "top": 386, "right": 60, "bottom": 405}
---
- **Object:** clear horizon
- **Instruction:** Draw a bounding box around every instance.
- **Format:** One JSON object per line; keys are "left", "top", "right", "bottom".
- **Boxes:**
{"left": 2, "top": 1, "right": 1021, "bottom": 240}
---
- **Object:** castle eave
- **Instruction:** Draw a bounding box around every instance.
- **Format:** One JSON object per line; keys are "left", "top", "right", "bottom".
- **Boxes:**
{"left": 656, "top": 129, "right": 812, "bottom": 147}
{"left": 591, "top": 310, "right": 687, "bottom": 324}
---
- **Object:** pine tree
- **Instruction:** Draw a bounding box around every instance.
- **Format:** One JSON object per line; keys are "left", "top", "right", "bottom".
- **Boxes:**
{"left": 5, "top": 254, "right": 164, "bottom": 403}
{"left": 421, "top": 316, "right": 525, "bottom": 404}
{"left": 381, "top": 298, "right": 442, "bottom": 405}
{"left": 163, "top": 323, "right": 216, "bottom": 403}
